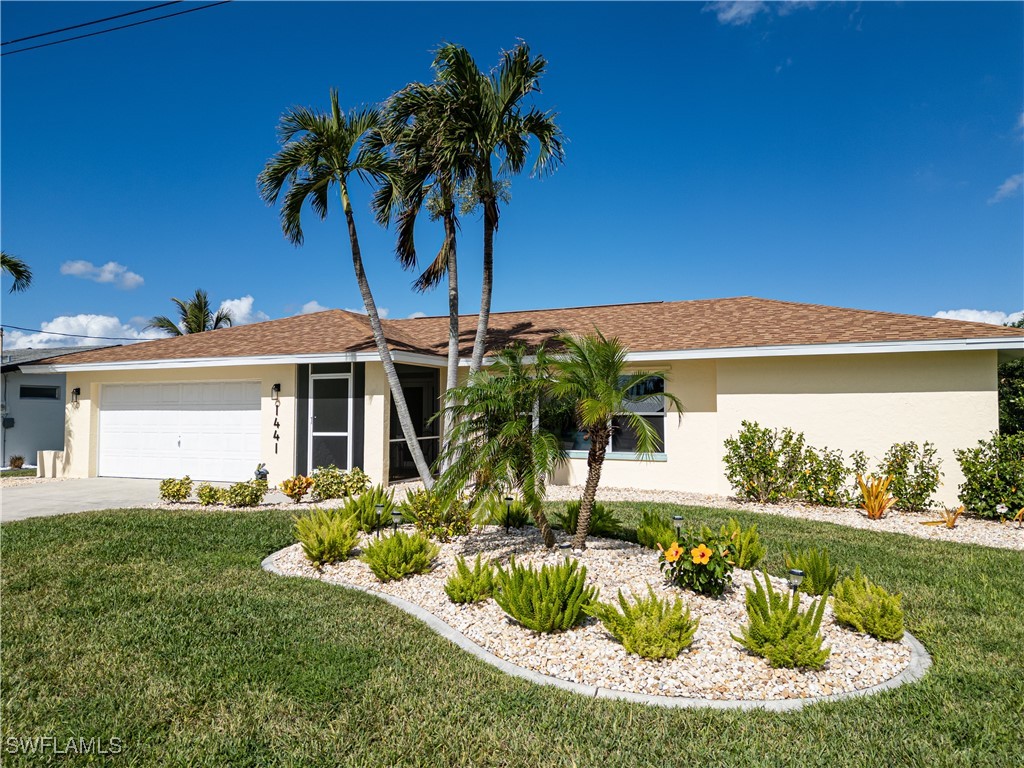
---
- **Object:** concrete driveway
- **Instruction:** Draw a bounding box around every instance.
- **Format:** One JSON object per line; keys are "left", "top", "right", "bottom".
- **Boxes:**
{"left": 1, "top": 478, "right": 164, "bottom": 522}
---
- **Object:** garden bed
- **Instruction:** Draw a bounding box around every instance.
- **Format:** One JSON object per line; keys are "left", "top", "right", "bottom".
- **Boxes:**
{"left": 266, "top": 525, "right": 915, "bottom": 702}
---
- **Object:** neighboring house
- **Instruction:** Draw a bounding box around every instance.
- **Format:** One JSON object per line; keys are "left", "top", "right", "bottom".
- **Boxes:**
{"left": 1, "top": 346, "right": 115, "bottom": 467}
{"left": 22, "top": 297, "right": 1024, "bottom": 504}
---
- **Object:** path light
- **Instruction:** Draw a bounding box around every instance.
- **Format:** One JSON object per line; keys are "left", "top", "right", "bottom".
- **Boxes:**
{"left": 391, "top": 507, "right": 403, "bottom": 533}
{"left": 504, "top": 496, "right": 514, "bottom": 534}
{"left": 787, "top": 569, "right": 805, "bottom": 595}
{"left": 375, "top": 504, "right": 384, "bottom": 537}
{"left": 673, "top": 515, "right": 683, "bottom": 540}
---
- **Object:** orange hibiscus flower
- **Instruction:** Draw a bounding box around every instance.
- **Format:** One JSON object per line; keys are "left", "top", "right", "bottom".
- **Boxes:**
{"left": 664, "top": 543, "right": 684, "bottom": 563}
{"left": 691, "top": 544, "right": 713, "bottom": 565}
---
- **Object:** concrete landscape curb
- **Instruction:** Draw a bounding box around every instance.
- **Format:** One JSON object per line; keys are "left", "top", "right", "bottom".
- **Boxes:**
{"left": 261, "top": 551, "right": 932, "bottom": 711}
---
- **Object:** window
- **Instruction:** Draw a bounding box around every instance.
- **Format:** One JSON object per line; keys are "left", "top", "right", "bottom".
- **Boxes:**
{"left": 20, "top": 385, "right": 60, "bottom": 400}
{"left": 553, "top": 376, "right": 668, "bottom": 456}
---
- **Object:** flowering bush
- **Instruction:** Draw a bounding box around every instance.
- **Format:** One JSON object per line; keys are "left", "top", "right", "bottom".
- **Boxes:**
{"left": 955, "top": 432, "right": 1024, "bottom": 519}
{"left": 879, "top": 441, "right": 942, "bottom": 512}
{"left": 658, "top": 530, "right": 735, "bottom": 597}
{"left": 722, "top": 421, "right": 806, "bottom": 503}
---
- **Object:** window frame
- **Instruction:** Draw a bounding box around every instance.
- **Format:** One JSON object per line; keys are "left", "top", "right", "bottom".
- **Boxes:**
{"left": 564, "top": 375, "right": 669, "bottom": 461}
{"left": 19, "top": 385, "right": 61, "bottom": 401}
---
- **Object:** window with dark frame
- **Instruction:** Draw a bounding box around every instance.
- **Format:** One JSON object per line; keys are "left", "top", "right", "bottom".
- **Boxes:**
{"left": 19, "top": 385, "right": 61, "bottom": 400}
{"left": 550, "top": 376, "right": 668, "bottom": 455}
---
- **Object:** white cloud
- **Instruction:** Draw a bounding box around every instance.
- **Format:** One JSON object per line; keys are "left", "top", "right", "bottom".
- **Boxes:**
{"left": 297, "top": 300, "right": 332, "bottom": 315}
{"left": 60, "top": 260, "right": 144, "bottom": 290}
{"left": 704, "top": 1, "right": 766, "bottom": 25}
{"left": 218, "top": 295, "right": 270, "bottom": 326}
{"left": 988, "top": 173, "right": 1024, "bottom": 204}
{"left": 344, "top": 306, "right": 389, "bottom": 319}
{"left": 406, "top": 311, "right": 427, "bottom": 319}
{"left": 934, "top": 309, "right": 1024, "bottom": 326}
{"left": 5, "top": 314, "right": 165, "bottom": 349}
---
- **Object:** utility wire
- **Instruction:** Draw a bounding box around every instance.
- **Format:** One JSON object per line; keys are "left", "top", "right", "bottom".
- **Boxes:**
{"left": 1, "top": 324, "right": 149, "bottom": 342}
{"left": 1, "top": 1, "right": 231, "bottom": 57}
{"left": 1, "top": 2, "right": 183, "bottom": 46}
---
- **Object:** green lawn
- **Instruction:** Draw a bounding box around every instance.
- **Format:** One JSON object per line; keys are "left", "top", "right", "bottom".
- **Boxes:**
{"left": 1, "top": 468, "right": 36, "bottom": 478}
{"left": 2, "top": 504, "right": 1022, "bottom": 767}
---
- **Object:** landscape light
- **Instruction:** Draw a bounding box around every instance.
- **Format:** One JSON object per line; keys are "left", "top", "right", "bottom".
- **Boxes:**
{"left": 504, "top": 496, "right": 514, "bottom": 534}
{"left": 391, "top": 508, "right": 403, "bottom": 533}
{"left": 673, "top": 515, "right": 683, "bottom": 539}
{"left": 375, "top": 504, "right": 384, "bottom": 537}
{"left": 787, "top": 569, "right": 805, "bottom": 594}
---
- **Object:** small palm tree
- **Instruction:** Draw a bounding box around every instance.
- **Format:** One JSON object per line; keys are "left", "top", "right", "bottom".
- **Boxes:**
{"left": 147, "top": 289, "right": 234, "bottom": 336}
{"left": 436, "top": 344, "right": 564, "bottom": 547}
{"left": 258, "top": 89, "right": 434, "bottom": 486}
{"left": 552, "top": 331, "right": 682, "bottom": 549}
{"left": 1, "top": 251, "right": 32, "bottom": 293}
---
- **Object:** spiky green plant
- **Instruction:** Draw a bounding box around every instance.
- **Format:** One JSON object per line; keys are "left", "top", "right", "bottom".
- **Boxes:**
{"left": 586, "top": 587, "right": 699, "bottom": 660}
{"left": 832, "top": 566, "right": 904, "bottom": 641}
{"left": 361, "top": 530, "right": 439, "bottom": 583}
{"left": 635, "top": 510, "right": 676, "bottom": 551}
{"left": 493, "top": 557, "right": 597, "bottom": 633}
{"left": 709, "top": 518, "right": 765, "bottom": 570}
{"left": 293, "top": 509, "right": 360, "bottom": 567}
{"left": 343, "top": 484, "right": 395, "bottom": 533}
{"left": 444, "top": 555, "right": 497, "bottom": 604}
{"left": 731, "top": 572, "right": 831, "bottom": 670}
{"left": 474, "top": 495, "right": 531, "bottom": 529}
{"left": 553, "top": 501, "right": 621, "bottom": 538}
{"left": 784, "top": 546, "right": 839, "bottom": 595}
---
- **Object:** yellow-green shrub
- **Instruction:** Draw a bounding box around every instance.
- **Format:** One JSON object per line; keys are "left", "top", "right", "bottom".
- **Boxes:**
{"left": 586, "top": 587, "right": 698, "bottom": 660}
{"left": 832, "top": 566, "right": 904, "bottom": 641}
{"left": 361, "top": 530, "right": 438, "bottom": 582}
{"left": 444, "top": 554, "right": 496, "bottom": 604}
{"left": 493, "top": 557, "right": 597, "bottom": 633}
{"left": 159, "top": 476, "right": 193, "bottom": 503}
{"left": 293, "top": 509, "right": 359, "bottom": 567}
{"left": 280, "top": 474, "right": 314, "bottom": 503}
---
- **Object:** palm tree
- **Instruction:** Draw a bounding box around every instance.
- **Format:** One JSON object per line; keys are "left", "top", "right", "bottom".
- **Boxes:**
{"left": 552, "top": 331, "right": 682, "bottom": 549}
{"left": 436, "top": 344, "right": 564, "bottom": 547}
{"left": 1, "top": 251, "right": 32, "bottom": 293}
{"left": 258, "top": 89, "right": 434, "bottom": 487}
{"left": 147, "top": 289, "right": 234, "bottom": 336}
{"left": 429, "top": 42, "right": 564, "bottom": 375}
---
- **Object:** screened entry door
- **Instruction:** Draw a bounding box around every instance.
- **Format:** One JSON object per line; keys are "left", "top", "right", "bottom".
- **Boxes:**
{"left": 308, "top": 374, "right": 352, "bottom": 473}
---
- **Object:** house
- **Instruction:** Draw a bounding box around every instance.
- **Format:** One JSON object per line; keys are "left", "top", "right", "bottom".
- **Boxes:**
{"left": 1, "top": 346, "right": 115, "bottom": 468}
{"left": 22, "top": 297, "right": 1024, "bottom": 505}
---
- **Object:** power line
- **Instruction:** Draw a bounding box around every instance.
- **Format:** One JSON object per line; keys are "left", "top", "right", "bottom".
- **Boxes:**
{"left": 1, "top": 324, "right": 148, "bottom": 342}
{"left": 1, "top": 2, "right": 183, "bottom": 46}
{"left": 1, "top": 1, "right": 231, "bottom": 57}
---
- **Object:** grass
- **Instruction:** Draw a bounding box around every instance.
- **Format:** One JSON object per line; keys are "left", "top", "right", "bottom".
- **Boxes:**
{"left": 1, "top": 468, "right": 36, "bottom": 478}
{"left": 1, "top": 502, "right": 1022, "bottom": 767}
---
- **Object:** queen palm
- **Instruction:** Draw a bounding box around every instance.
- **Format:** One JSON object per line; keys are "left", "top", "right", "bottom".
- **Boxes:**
{"left": 147, "top": 289, "right": 234, "bottom": 336}
{"left": 257, "top": 89, "right": 433, "bottom": 486}
{"left": 430, "top": 42, "right": 564, "bottom": 374}
{"left": 1, "top": 251, "right": 32, "bottom": 293}
{"left": 552, "top": 331, "right": 682, "bottom": 549}
{"left": 436, "top": 344, "right": 563, "bottom": 547}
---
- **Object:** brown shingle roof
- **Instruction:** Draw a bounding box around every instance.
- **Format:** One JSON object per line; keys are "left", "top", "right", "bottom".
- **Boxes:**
{"left": 35, "top": 297, "right": 1023, "bottom": 367}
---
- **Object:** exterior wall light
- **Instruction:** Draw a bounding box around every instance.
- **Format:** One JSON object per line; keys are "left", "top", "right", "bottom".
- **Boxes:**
{"left": 71, "top": 387, "right": 81, "bottom": 404}
{"left": 787, "top": 569, "right": 805, "bottom": 595}
{"left": 271, "top": 383, "right": 281, "bottom": 401}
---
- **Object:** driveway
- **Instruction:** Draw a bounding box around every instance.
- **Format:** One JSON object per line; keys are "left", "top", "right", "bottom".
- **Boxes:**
{"left": 1, "top": 478, "right": 163, "bottom": 522}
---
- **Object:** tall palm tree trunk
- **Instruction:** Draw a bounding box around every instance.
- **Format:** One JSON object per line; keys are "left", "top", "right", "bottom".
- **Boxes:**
{"left": 531, "top": 498, "right": 556, "bottom": 548}
{"left": 573, "top": 428, "right": 610, "bottom": 550}
{"left": 441, "top": 212, "right": 460, "bottom": 467}
{"left": 468, "top": 198, "right": 498, "bottom": 374}
{"left": 341, "top": 186, "right": 434, "bottom": 487}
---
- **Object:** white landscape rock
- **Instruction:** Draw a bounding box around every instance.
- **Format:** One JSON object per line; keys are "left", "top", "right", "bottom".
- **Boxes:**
{"left": 268, "top": 525, "right": 913, "bottom": 702}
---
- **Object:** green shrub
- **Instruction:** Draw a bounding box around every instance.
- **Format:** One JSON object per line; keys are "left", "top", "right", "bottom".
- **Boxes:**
{"left": 221, "top": 479, "right": 268, "bottom": 508}
{"left": 344, "top": 484, "right": 395, "bottom": 533}
{"left": 444, "top": 554, "right": 497, "bottom": 604}
{"left": 493, "top": 557, "right": 598, "bottom": 633}
{"left": 784, "top": 546, "right": 839, "bottom": 596}
{"left": 196, "top": 483, "right": 222, "bottom": 506}
{"left": 731, "top": 572, "right": 831, "bottom": 670}
{"left": 636, "top": 510, "right": 676, "bottom": 551}
{"left": 310, "top": 465, "right": 372, "bottom": 502}
{"left": 955, "top": 432, "right": 1024, "bottom": 519}
{"left": 586, "top": 587, "right": 699, "bottom": 660}
{"left": 553, "top": 500, "right": 621, "bottom": 538}
{"left": 797, "top": 445, "right": 849, "bottom": 507}
{"left": 659, "top": 529, "right": 734, "bottom": 597}
{"left": 878, "top": 441, "right": 942, "bottom": 512}
{"left": 279, "top": 474, "right": 314, "bottom": 503}
{"left": 361, "top": 530, "right": 439, "bottom": 582}
{"left": 832, "top": 566, "right": 904, "bottom": 641}
{"left": 401, "top": 488, "right": 471, "bottom": 542}
{"left": 475, "top": 495, "right": 531, "bottom": 529}
{"left": 723, "top": 421, "right": 806, "bottom": 503}
{"left": 293, "top": 509, "right": 360, "bottom": 567}
{"left": 158, "top": 476, "right": 193, "bottom": 503}
{"left": 706, "top": 518, "right": 765, "bottom": 570}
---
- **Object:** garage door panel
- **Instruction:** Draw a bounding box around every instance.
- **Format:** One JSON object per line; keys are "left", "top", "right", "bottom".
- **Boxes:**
{"left": 99, "top": 381, "right": 261, "bottom": 482}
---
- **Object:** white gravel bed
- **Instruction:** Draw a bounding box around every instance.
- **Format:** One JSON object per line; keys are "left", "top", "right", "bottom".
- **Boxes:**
{"left": 543, "top": 485, "right": 1024, "bottom": 552}
{"left": 268, "top": 526, "right": 912, "bottom": 701}
{"left": 0, "top": 476, "right": 70, "bottom": 488}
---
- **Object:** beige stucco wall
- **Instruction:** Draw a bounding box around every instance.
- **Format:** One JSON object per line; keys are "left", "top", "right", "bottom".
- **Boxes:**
{"left": 61, "top": 365, "right": 297, "bottom": 483}
{"left": 362, "top": 362, "right": 390, "bottom": 485}
{"left": 551, "top": 351, "right": 999, "bottom": 507}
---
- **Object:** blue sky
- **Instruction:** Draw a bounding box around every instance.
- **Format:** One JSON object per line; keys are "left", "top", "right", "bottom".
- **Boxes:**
{"left": 2, "top": 1, "right": 1022, "bottom": 348}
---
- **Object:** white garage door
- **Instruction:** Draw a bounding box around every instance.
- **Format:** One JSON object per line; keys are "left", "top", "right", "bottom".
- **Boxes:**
{"left": 98, "top": 381, "right": 261, "bottom": 482}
